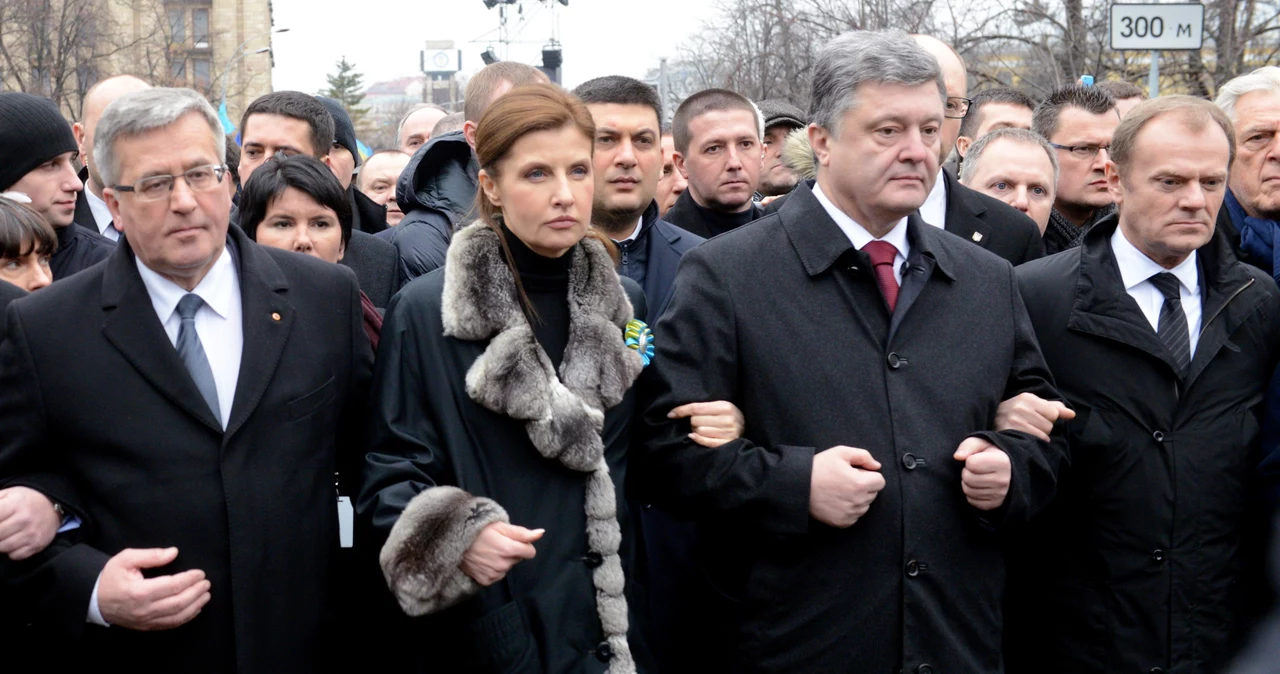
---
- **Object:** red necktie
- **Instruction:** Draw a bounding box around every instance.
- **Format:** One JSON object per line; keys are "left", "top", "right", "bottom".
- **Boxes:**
{"left": 863, "top": 240, "right": 900, "bottom": 312}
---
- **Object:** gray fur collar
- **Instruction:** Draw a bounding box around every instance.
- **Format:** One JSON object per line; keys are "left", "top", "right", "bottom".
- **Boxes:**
{"left": 440, "top": 221, "right": 641, "bottom": 673}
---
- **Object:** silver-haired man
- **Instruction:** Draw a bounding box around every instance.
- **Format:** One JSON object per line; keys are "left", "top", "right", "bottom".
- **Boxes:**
{"left": 638, "top": 30, "right": 1067, "bottom": 672}
{"left": 0, "top": 87, "right": 371, "bottom": 669}
{"left": 1214, "top": 66, "right": 1280, "bottom": 282}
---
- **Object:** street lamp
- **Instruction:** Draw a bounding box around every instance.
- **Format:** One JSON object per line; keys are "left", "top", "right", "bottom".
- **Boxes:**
{"left": 219, "top": 27, "right": 289, "bottom": 133}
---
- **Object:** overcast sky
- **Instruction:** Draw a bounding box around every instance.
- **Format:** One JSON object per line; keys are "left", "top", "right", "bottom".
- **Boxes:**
{"left": 271, "top": 0, "right": 723, "bottom": 94}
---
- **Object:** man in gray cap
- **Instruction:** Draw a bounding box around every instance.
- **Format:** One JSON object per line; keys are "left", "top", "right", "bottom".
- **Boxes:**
{"left": 757, "top": 99, "right": 807, "bottom": 197}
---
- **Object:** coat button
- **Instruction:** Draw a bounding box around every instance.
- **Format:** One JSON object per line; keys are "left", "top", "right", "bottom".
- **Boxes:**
{"left": 902, "top": 453, "right": 918, "bottom": 470}
{"left": 1152, "top": 549, "right": 1165, "bottom": 562}
{"left": 1152, "top": 430, "right": 1165, "bottom": 442}
{"left": 595, "top": 641, "right": 613, "bottom": 662}
{"left": 906, "top": 560, "right": 920, "bottom": 577}
{"left": 584, "top": 552, "right": 604, "bottom": 568}
{"left": 918, "top": 665, "right": 934, "bottom": 674}
{"left": 887, "top": 352, "right": 902, "bottom": 368}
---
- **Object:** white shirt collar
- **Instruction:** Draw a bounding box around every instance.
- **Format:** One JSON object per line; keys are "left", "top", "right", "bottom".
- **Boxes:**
{"left": 917, "top": 169, "right": 948, "bottom": 230}
{"left": 85, "top": 187, "right": 114, "bottom": 234}
{"left": 1111, "top": 226, "right": 1199, "bottom": 295}
{"left": 812, "top": 182, "right": 910, "bottom": 258}
{"left": 135, "top": 244, "right": 239, "bottom": 322}
{"left": 617, "top": 216, "right": 644, "bottom": 243}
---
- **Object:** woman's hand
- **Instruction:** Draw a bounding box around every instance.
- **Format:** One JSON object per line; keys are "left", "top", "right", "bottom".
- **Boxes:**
{"left": 669, "top": 401, "right": 746, "bottom": 448}
{"left": 460, "top": 521, "right": 544, "bottom": 586}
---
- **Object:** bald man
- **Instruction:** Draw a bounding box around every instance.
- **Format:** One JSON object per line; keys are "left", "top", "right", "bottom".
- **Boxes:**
{"left": 909, "top": 35, "right": 1044, "bottom": 265}
{"left": 396, "top": 104, "right": 448, "bottom": 156}
{"left": 72, "top": 75, "right": 150, "bottom": 240}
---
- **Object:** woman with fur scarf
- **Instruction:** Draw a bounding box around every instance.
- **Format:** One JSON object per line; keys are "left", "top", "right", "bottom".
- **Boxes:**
{"left": 358, "top": 83, "right": 738, "bottom": 673}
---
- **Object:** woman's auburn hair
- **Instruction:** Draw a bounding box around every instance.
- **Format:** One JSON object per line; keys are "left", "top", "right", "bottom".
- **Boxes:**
{"left": 468, "top": 83, "right": 621, "bottom": 322}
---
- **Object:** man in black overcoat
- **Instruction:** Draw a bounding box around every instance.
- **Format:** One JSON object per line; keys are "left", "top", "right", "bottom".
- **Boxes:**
{"left": 1006, "top": 96, "right": 1280, "bottom": 674}
{"left": 636, "top": 31, "right": 1067, "bottom": 673}
{"left": 0, "top": 87, "right": 372, "bottom": 671}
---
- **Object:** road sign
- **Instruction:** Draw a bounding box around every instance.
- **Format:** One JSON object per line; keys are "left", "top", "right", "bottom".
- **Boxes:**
{"left": 1109, "top": 3, "right": 1205, "bottom": 51}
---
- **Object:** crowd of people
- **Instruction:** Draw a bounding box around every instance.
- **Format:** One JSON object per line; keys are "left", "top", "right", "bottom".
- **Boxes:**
{"left": 0, "top": 26, "right": 1279, "bottom": 674}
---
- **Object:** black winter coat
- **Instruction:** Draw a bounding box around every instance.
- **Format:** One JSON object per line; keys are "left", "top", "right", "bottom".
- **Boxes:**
{"left": 359, "top": 227, "right": 652, "bottom": 673}
{"left": 1007, "top": 216, "right": 1280, "bottom": 674}
{"left": 50, "top": 222, "right": 114, "bottom": 281}
{"left": 381, "top": 131, "right": 478, "bottom": 285}
{"left": 635, "top": 182, "right": 1067, "bottom": 673}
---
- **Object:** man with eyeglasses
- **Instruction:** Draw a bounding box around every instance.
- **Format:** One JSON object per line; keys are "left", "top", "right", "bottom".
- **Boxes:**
{"left": 0, "top": 87, "right": 372, "bottom": 670}
{"left": 0, "top": 92, "right": 115, "bottom": 280}
{"left": 911, "top": 35, "right": 1045, "bottom": 265}
{"left": 1032, "top": 85, "right": 1121, "bottom": 255}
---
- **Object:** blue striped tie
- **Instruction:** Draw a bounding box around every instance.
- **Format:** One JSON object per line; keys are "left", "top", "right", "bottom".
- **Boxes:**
{"left": 175, "top": 294, "right": 221, "bottom": 423}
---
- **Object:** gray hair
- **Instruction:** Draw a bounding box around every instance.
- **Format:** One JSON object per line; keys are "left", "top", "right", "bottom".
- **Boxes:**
{"left": 960, "top": 127, "right": 1059, "bottom": 185}
{"left": 1215, "top": 66, "right": 1280, "bottom": 122}
{"left": 94, "top": 88, "right": 225, "bottom": 189}
{"left": 809, "top": 30, "right": 946, "bottom": 134}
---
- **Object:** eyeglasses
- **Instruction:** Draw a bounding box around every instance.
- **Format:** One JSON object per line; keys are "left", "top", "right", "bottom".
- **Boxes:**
{"left": 1050, "top": 143, "right": 1111, "bottom": 159}
{"left": 944, "top": 96, "right": 972, "bottom": 120}
{"left": 113, "top": 164, "right": 227, "bottom": 202}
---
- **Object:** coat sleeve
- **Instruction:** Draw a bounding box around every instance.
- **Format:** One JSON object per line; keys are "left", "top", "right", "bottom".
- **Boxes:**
{"left": 633, "top": 247, "right": 813, "bottom": 537}
{"left": 965, "top": 266, "right": 1069, "bottom": 530}
{"left": 336, "top": 268, "right": 374, "bottom": 498}
{"left": 0, "top": 303, "right": 110, "bottom": 639}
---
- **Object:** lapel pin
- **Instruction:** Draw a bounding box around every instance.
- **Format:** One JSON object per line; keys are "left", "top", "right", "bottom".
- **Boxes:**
{"left": 271, "top": 312, "right": 281, "bottom": 321}
{"left": 971, "top": 232, "right": 984, "bottom": 242}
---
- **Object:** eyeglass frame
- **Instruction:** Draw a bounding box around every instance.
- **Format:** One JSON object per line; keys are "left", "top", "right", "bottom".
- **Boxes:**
{"left": 944, "top": 96, "right": 972, "bottom": 120}
{"left": 1049, "top": 143, "right": 1112, "bottom": 160}
{"left": 111, "top": 164, "right": 229, "bottom": 201}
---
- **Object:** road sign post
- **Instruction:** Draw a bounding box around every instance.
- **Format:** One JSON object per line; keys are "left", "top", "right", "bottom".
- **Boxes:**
{"left": 1109, "top": 3, "right": 1205, "bottom": 98}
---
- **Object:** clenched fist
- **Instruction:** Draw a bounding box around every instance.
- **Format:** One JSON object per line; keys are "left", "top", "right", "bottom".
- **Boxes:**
{"left": 953, "top": 437, "right": 1012, "bottom": 510}
{"left": 461, "top": 521, "right": 544, "bottom": 586}
{"left": 809, "top": 446, "right": 886, "bottom": 528}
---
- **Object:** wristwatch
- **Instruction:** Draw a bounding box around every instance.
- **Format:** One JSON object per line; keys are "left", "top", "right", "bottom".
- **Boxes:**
{"left": 51, "top": 500, "right": 70, "bottom": 525}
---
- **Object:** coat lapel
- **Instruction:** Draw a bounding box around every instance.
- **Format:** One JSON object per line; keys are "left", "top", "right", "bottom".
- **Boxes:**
{"left": 1184, "top": 235, "right": 1263, "bottom": 389}
{"left": 942, "top": 172, "right": 993, "bottom": 250}
{"left": 100, "top": 239, "right": 223, "bottom": 433}
{"left": 225, "top": 229, "right": 294, "bottom": 439}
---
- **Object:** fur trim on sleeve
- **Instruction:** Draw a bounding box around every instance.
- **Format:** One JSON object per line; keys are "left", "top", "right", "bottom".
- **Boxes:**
{"left": 380, "top": 485, "right": 509, "bottom": 616}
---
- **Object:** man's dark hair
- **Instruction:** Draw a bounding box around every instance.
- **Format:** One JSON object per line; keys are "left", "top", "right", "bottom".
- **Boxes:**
{"left": 671, "top": 88, "right": 758, "bottom": 154}
{"left": 1031, "top": 85, "right": 1116, "bottom": 140}
{"left": 959, "top": 88, "right": 1036, "bottom": 138}
{"left": 572, "top": 76, "right": 663, "bottom": 127}
{"left": 0, "top": 196, "right": 56, "bottom": 258}
{"left": 1095, "top": 79, "right": 1146, "bottom": 101}
{"left": 238, "top": 154, "right": 352, "bottom": 249}
{"left": 239, "top": 91, "right": 335, "bottom": 159}
{"left": 224, "top": 135, "right": 241, "bottom": 189}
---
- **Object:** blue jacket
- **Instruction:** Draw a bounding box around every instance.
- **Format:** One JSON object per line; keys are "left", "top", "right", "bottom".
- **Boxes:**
{"left": 615, "top": 202, "right": 704, "bottom": 322}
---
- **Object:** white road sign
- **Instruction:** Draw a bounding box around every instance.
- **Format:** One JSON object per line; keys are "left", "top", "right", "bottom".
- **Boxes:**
{"left": 1110, "top": 3, "right": 1205, "bottom": 50}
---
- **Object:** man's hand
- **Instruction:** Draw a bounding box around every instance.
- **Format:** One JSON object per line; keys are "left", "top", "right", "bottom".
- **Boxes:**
{"left": 0, "top": 487, "right": 62, "bottom": 561}
{"left": 954, "top": 438, "right": 1012, "bottom": 511}
{"left": 669, "top": 401, "right": 745, "bottom": 448}
{"left": 98, "top": 548, "right": 211, "bottom": 631}
{"left": 809, "top": 446, "right": 886, "bottom": 528}
{"left": 460, "top": 522, "right": 544, "bottom": 587}
{"left": 995, "top": 392, "right": 1076, "bottom": 442}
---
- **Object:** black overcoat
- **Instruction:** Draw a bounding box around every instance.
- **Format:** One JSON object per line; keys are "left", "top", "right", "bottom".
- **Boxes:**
{"left": 0, "top": 226, "right": 373, "bottom": 672}
{"left": 1006, "top": 216, "right": 1280, "bottom": 674}
{"left": 635, "top": 182, "right": 1067, "bottom": 673}
{"left": 358, "top": 268, "right": 652, "bottom": 673}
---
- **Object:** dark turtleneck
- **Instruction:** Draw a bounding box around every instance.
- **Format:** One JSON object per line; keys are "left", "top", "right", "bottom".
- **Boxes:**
{"left": 502, "top": 225, "right": 572, "bottom": 370}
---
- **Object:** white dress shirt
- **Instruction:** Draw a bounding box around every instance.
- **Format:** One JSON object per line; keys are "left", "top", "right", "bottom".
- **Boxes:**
{"left": 814, "top": 183, "right": 911, "bottom": 282}
{"left": 917, "top": 170, "right": 948, "bottom": 230}
{"left": 1111, "top": 227, "right": 1202, "bottom": 356}
{"left": 84, "top": 187, "right": 118, "bottom": 241}
{"left": 86, "top": 246, "right": 244, "bottom": 627}
{"left": 615, "top": 217, "right": 645, "bottom": 244}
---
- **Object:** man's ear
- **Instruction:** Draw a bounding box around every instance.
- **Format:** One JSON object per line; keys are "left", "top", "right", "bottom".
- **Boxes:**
{"left": 477, "top": 169, "right": 501, "bottom": 208}
{"left": 809, "top": 124, "right": 832, "bottom": 169}
{"left": 103, "top": 188, "right": 124, "bottom": 233}
{"left": 673, "top": 152, "right": 689, "bottom": 180}
{"left": 72, "top": 122, "right": 87, "bottom": 155}
{"left": 1104, "top": 161, "right": 1124, "bottom": 208}
{"left": 955, "top": 135, "right": 973, "bottom": 158}
{"left": 464, "top": 121, "right": 478, "bottom": 151}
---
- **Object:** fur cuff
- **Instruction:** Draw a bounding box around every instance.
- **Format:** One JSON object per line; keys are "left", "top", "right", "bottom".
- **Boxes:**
{"left": 380, "top": 486, "right": 509, "bottom": 616}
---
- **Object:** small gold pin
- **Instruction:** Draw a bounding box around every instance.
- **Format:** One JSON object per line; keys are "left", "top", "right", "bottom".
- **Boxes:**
{"left": 971, "top": 232, "right": 984, "bottom": 242}
{"left": 271, "top": 312, "right": 281, "bottom": 321}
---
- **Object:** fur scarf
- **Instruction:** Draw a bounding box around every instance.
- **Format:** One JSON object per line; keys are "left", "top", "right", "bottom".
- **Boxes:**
{"left": 380, "top": 222, "right": 643, "bottom": 673}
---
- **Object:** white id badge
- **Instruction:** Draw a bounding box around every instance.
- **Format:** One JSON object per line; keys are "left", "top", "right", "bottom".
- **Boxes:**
{"left": 338, "top": 496, "right": 354, "bottom": 548}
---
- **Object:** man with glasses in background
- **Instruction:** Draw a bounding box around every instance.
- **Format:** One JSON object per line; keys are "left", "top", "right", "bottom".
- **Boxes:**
{"left": 1032, "top": 86, "right": 1121, "bottom": 254}
{"left": 0, "top": 87, "right": 372, "bottom": 670}
{"left": 911, "top": 35, "right": 1045, "bottom": 265}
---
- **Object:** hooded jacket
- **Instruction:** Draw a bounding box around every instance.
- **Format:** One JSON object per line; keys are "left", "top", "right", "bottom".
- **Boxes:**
{"left": 380, "top": 131, "right": 478, "bottom": 285}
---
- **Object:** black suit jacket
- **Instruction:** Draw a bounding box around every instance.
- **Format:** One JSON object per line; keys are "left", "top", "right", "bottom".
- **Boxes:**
{"left": 0, "top": 226, "right": 373, "bottom": 671}
{"left": 942, "top": 170, "right": 1044, "bottom": 266}
{"left": 635, "top": 181, "right": 1066, "bottom": 672}
{"left": 341, "top": 229, "right": 399, "bottom": 308}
